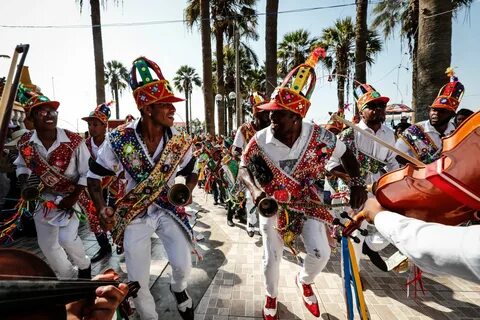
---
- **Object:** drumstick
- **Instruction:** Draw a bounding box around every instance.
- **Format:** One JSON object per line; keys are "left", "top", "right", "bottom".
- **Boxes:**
{"left": 333, "top": 115, "right": 425, "bottom": 167}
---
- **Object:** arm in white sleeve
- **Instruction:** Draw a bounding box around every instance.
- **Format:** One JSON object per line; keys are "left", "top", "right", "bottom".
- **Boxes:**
{"left": 394, "top": 137, "right": 414, "bottom": 158}
{"left": 75, "top": 141, "right": 90, "bottom": 186}
{"left": 232, "top": 129, "right": 245, "bottom": 150}
{"left": 87, "top": 138, "right": 123, "bottom": 180}
{"left": 374, "top": 211, "right": 480, "bottom": 283}
{"left": 325, "top": 139, "right": 346, "bottom": 172}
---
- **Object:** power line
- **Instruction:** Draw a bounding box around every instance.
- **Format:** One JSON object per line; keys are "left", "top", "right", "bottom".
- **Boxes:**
{"left": 0, "top": 2, "right": 367, "bottom": 29}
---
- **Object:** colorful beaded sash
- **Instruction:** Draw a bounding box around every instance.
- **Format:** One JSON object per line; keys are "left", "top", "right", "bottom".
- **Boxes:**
{"left": 399, "top": 124, "right": 439, "bottom": 164}
{"left": 18, "top": 130, "right": 95, "bottom": 225}
{"left": 109, "top": 126, "right": 192, "bottom": 248}
{"left": 243, "top": 125, "right": 335, "bottom": 247}
{"left": 339, "top": 127, "right": 387, "bottom": 176}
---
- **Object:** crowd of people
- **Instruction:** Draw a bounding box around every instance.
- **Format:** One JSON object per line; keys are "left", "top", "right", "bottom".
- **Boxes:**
{"left": 0, "top": 53, "right": 478, "bottom": 320}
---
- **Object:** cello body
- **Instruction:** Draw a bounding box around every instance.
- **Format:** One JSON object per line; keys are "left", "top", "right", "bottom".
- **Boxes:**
{"left": 373, "top": 111, "right": 480, "bottom": 225}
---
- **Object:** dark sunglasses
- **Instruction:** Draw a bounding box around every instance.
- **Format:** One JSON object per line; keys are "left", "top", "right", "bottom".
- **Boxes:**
{"left": 35, "top": 110, "right": 58, "bottom": 117}
{"left": 364, "top": 103, "right": 386, "bottom": 110}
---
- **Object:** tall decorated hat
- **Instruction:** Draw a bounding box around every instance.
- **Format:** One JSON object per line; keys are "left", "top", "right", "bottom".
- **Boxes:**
{"left": 430, "top": 67, "right": 464, "bottom": 112}
{"left": 325, "top": 108, "right": 345, "bottom": 133}
{"left": 17, "top": 84, "right": 60, "bottom": 116}
{"left": 249, "top": 92, "right": 268, "bottom": 114}
{"left": 258, "top": 47, "right": 326, "bottom": 118}
{"left": 354, "top": 83, "right": 390, "bottom": 111}
{"left": 129, "top": 56, "right": 184, "bottom": 110}
{"left": 81, "top": 102, "right": 112, "bottom": 124}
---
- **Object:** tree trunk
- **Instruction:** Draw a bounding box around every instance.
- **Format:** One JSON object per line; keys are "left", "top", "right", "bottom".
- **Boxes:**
{"left": 188, "top": 89, "right": 193, "bottom": 132}
{"left": 354, "top": 0, "right": 368, "bottom": 115}
{"left": 215, "top": 25, "right": 226, "bottom": 135}
{"left": 416, "top": 0, "right": 452, "bottom": 121}
{"left": 114, "top": 81, "right": 120, "bottom": 119}
{"left": 200, "top": 0, "right": 215, "bottom": 135}
{"left": 410, "top": 0, "right": 419, "bottom": 122}
{"left": 265, "top": 0, "right": 279, "bottom": 97}
{"left": 90, "top": 0, "right": 106, "bottom": 104}
{"left": 185, "top": 84, "right": 190, "bottom": 134}
{"left": 336, "top": 58, "right": 346, "bottom": 110}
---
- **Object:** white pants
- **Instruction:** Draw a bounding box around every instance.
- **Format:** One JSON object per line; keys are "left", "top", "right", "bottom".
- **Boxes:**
{"left": 33, "top": 207, "right": 90, "bottom": 279}
{"left": 245, "top": 193, "right": 259, "bottom": 232}
{"left": 124, "top": 211, "right": 192, "bottom": 320}
{"left": 260, "top": 214, "right": 331, "bottom": 298}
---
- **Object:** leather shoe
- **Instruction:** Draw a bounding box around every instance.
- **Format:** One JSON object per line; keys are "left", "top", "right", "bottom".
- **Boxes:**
{"left": 78, "top": 265, "right": 91, "bottom": 279}
{"left": 227, "top": 219, "right": 235, "bottom": 227}
{"left": 170, "top": 285, "right": 194, "bottom": 320}
{"left": 262, "top": 295, "right": 278, "bottom": 320}
{"left": 91, "top": 245, "right": 112, "bottom": 263}
{"left": 296, "top": 273, "right": 320, "bottom": 317}
{"left": 247, "top": 230, "right": 255, "bottom": 238}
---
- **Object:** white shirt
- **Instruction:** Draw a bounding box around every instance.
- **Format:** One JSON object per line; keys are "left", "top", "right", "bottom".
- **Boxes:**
{"left": 15, "top": 128, "right": 90, "bottom": 187}
{"left": 375, "top": 211, "right": 480, "bottom": 283}
{"left": 326, "top": 120, "right": 399, "bottom": 184}
{"left": 89, "top": 137, "right": 105, "bottom": 158}
{"left": 244, "top": 121, "right": 346, "bottom": 174}
{"left": 232, "top": 126, "right": 246, "bottom": 150}
{"left": 395, "top": 120, "right": 456, "bottom": 158}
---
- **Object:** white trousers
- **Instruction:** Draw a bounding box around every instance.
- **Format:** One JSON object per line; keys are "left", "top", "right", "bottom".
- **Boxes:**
{"left": 260, "top": 214, "right": 331, "bottom": 298}
{"left": 245, "top": 193, "right": 259, "bottom": 232}
{"left": 124, "top": 211, "right": 192, "bottom": 320}
{"left": 33, "top": 208, "right": 90, "bottom": 279}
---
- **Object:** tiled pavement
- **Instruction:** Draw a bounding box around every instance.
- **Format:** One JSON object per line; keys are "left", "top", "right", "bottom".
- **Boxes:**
{"left": 5, "top": 187, "right": 480, "bottom": 319}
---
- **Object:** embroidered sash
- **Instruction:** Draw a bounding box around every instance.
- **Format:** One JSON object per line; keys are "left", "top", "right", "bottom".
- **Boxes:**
{"left": 340, "top": 127, "right": 387, "bottom": 176}
{"left": 17, "top": 130, "right": 96, "bottom": 227}
{"left": 399, "top": 124, "right": 440, "bottom": 164}
{"left": 243, "top": 125, "right": 335, "bottom": 245}
{"left": 109, "top": 126, "right": 192, "bottom": 247}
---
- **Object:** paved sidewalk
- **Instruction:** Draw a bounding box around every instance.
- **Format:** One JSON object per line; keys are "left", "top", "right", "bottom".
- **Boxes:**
{"left": 5, "top": 187, "right": 480, "bottom": 319}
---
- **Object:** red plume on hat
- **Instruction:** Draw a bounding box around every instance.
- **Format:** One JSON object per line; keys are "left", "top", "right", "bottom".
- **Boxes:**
{"left": 129, "top": 57, "right": 184, "bottom": 110}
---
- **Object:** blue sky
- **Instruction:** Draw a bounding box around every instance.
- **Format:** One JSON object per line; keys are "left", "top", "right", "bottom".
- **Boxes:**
{"left": 1, "top": 0, "right": 479, "bottom": 132}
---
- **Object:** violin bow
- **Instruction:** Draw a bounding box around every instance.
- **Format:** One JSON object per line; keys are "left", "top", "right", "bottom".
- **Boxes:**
{"left": 332, "top": 114, "right": 425, "bottom": 167}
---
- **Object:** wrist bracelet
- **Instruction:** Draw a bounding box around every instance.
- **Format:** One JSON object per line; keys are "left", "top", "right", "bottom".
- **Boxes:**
{"left": 348, "top": 176, "right": 366, "bottom": 188}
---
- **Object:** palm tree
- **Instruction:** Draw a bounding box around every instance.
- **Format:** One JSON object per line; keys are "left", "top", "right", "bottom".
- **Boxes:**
{"left": 371, "top": 0, "right": 473, "bottom": 121}
{"left": 185, "top": 0, "right": 258, "bottom": 135}
{"left": 277, "top": 29, "right": 319, "bottom": 78}
{"left": 320, "top": 17, "right": 383, "bottom": 111}
{"left": 265, "top": 0, "right": 279, "bottom": 97}
{"left": 173, "top": 65, "right": 202, "bottom": 134}
{"left": 104, "top": 60, "right": 129, "bottom": 119}
{"left": 76, "top": 0, "right": 116, "bottom": 104}
{"left": 354, "top": 0, "right": 368, "bottom": 87}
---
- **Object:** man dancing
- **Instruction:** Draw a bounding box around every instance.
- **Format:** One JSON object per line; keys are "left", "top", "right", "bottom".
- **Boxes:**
{"left": 15, "top": 90, "right": 91, "bottom": 279}
{"left": 239, "top": 50, "right": 367, "bottom": 319}
{"left": 232, "top": 92, "right": 270, "bottom": 236}
{"left": 87, "top": 57, "right": 198, "bottom": 320}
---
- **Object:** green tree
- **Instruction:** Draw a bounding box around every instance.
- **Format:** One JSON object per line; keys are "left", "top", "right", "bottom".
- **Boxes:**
{"left": 320, "top": 17, "right": 383, "bottom": 111}
{"left": 104, "top": 60, "right": 129, "bottom": 119}
{"left": 185, "top": 0, "right": 258, "bottom": 135}
{"left": 277, "top": 29, "right": 319, "bottom": 78}
{"left": 76, "top": 0, "right": 120, "bottom": 104}
{"left": 173, "top": 65, "right": 202, "bottom": 134}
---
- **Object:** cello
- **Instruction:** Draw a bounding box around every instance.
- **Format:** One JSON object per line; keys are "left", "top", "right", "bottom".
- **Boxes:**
{"left": 344, "top": 111, "right": 480, "bottom": 234}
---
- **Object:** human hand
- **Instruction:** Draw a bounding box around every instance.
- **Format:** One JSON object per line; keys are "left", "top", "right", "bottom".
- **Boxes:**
{"left": 66, "top": 273, "right": 129, "bottom": 320}
{"left": 99, "top": 207, "right": 115, "bottom": 231}
{"left": 57, "top": 194, "right": 79, "bottom": 211}
{"left": 361, "top": 198, "right": 386, "bottom": 224}
{"left": 349, "top": 185, "right": 368, "bottom": 209}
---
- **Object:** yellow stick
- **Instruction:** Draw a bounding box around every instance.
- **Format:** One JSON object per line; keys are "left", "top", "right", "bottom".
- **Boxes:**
{"left": 348, "top": 239, "right": 369, "bottom": 320}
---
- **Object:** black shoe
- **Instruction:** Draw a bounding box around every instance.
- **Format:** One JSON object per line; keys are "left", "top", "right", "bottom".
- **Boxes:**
{"left": 91, "top": 245, "right": 112, "bottom": 263}
{"left": 238, "top": 218, "right": 247, "bottom": 224}
{"left": 247, "top": 230, "right": 255, "bottom": 238}
{"left": 214, "top": 201, "right": 219, "bottom": 205}
{"left": 362, "top": 242, "right": 388, "bottom": 272}
{"left": 170, "top": 286, "right": 194, "bottom": 320}
{"left": 78, "top": 265, "right": 92, "bottom": 279}
{"left": 227, "top": 219, "right": 235, "bottom": 227}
